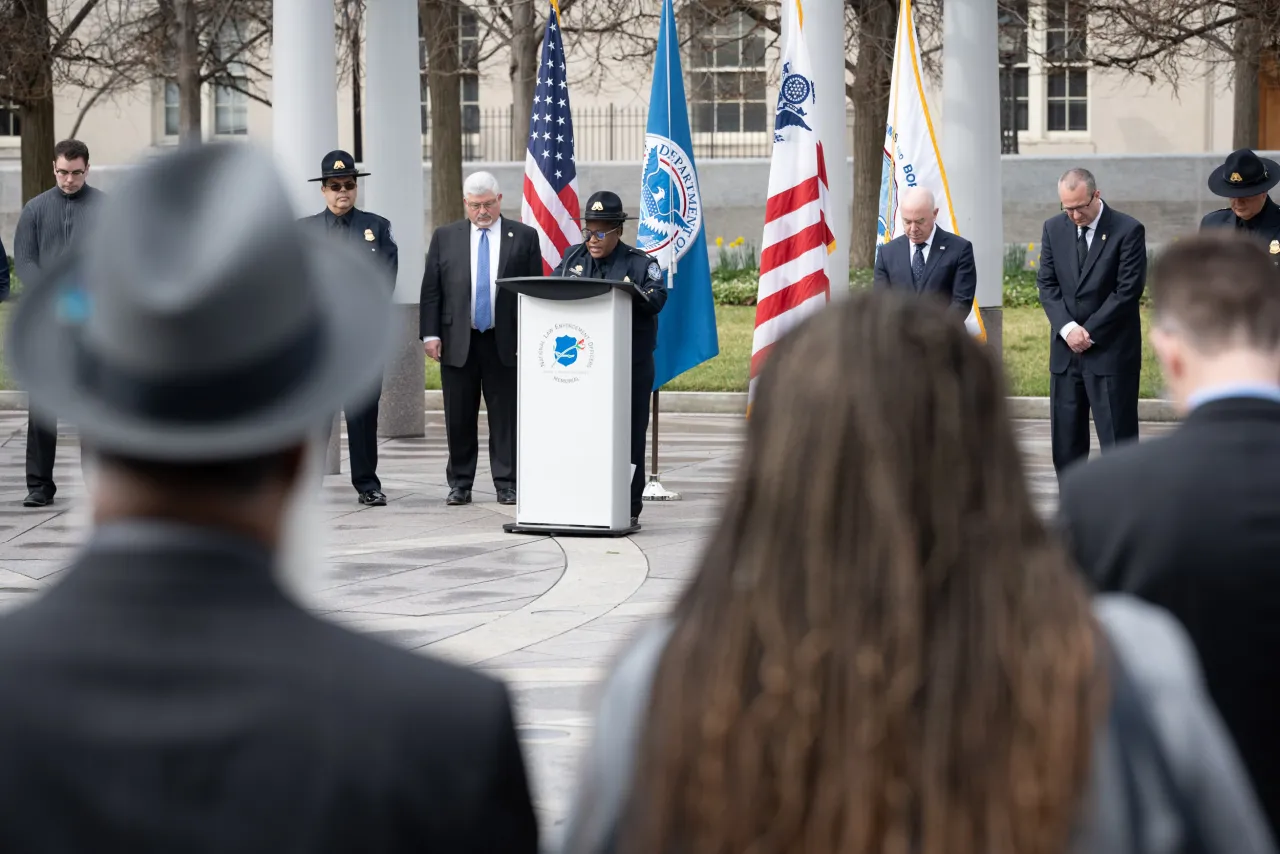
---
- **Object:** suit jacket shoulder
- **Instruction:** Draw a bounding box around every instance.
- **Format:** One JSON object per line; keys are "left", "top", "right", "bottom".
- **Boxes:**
{"left": 1201, "top": 208, "right": 1235, "bottom": 230}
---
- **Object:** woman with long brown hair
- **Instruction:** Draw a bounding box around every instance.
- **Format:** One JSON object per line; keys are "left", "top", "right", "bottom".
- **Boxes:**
{"left": 560, "top": 292, "right": 1272, "bottom": 854}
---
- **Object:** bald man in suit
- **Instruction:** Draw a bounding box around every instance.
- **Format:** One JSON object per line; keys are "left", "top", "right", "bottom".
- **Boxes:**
{"left": 873, "top": 187, "right": 977, "bottom": 318}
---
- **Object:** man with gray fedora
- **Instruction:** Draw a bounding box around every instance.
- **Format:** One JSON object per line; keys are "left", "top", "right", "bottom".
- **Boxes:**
{"left": 0, "top": 144, "right": 539, "bottom": 851}
{"left": 1201, "top": 148, "right": 1280, "bottom": 264}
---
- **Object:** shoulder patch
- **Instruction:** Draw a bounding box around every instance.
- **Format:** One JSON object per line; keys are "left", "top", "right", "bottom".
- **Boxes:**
{"left": 646, "top": 261, "right": 662, "bottom": 282}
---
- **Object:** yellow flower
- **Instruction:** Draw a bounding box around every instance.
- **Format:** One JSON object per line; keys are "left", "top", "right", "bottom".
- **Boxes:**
{"left": 1027, "top": 242, "right": 1035, "bottom": 250}
{"left": 735, "top": 236, "right": 745, "bottom": 246}
{"left": 715, "top": 236, "right": 724, "bottom": 247}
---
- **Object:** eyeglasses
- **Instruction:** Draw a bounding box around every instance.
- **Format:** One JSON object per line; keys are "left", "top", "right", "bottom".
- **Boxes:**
{"left": 582, "top": 227, "right": 620, "bottom": 241}
{"left": 1060, "top": 194, "right": 1097, "bottom": 214}
{"left": 325, "top": 180, "right": 357, "bottom": 192}
{"left": 55, "top": 169, "right": 85, "bottom": 178}
{"left": 466, "top": 199, "right": 499, "bottom": 211}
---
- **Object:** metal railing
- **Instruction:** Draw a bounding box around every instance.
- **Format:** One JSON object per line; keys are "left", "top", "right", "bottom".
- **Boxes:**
{"left": 422, "top": 104, "right": 814, "bottom": 161}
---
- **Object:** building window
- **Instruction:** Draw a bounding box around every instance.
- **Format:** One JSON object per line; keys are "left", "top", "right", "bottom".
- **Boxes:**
{"left": 1044, "top": 0, "right": 1087, "bottom": 131}
{"left": 418, "top": 11, "right": 481, "bottom": 137}
{"left": 163, "top": 80, "right": 180, "bottom": 136}
{"left": 998, "top": 0, "right": 1029, "bottom": 133}
{"left": 0, "top": 103, "right": 19, "bottom": 137}
{"left": 214, "top": 79, "right": 248, "bottom": 135}
{"left": 689, "top": 10, "right": 768, "bottom": 134}
{"left": 460, "top": 10, "right": 480, "bottom": 135}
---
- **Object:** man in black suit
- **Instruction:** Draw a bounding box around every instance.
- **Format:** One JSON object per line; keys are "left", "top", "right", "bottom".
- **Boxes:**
{"left": 300, "top": 149, "right": 397, "bottom": 507}
{"left": 555, "top": 190, "right": 667, "bottom": 528}
{"left": 873, "top": 186, "right": 976, "bottom": 317}
{"left": 420, "top": 171, "right": 543, "bottom": 507}
{"left": 1200, "top": 148, "right": 1280, "bottom": 266}
{"left": 1036, "top": 167, "right": 1147, "bottom": 478}
{"left": 1058, "top": 232, "right": 1280, "bottom": 836}
{"left": 0, "top": 144, "right": 539, "bottom": 851}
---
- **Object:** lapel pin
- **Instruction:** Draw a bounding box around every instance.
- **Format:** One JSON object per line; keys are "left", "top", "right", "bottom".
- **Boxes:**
{"left": 1101, "top": 233, "right": 1107, "bottom": 241}
{"left": 507, "top": 231, "right": 514, "bottom": 238}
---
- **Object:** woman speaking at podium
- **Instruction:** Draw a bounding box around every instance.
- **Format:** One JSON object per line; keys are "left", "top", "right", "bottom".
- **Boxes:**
{"left": 555, "top": 190, "right": 668, "bottom": 528}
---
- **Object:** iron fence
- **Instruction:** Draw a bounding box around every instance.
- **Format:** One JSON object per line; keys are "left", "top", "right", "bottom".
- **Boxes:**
{"left": 424, "top": 105, "right": 858, "bottom": 162}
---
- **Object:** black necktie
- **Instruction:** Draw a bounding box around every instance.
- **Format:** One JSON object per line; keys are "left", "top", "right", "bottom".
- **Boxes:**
{"left": 1076, "top": 226, "right": 1088, "bottom": 269}
{"left": 911, "top": 243, "right": 926, "bottom": 284}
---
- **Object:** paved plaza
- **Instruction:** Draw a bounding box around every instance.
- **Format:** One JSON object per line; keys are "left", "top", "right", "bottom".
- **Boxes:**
{"left": 0, "top": 410, "right": 1174, "bottom": 844}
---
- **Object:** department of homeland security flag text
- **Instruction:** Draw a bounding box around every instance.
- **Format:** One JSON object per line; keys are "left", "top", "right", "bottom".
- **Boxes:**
{"left": 638, "top": 0, "right": 718, "bottom": 390}
{"left": 878, "top": 0, "right": 986, "bottom": 339}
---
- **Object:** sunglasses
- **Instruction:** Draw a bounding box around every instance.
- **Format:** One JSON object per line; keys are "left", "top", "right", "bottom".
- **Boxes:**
{"left": 325, "top": 180, "right": 357, "bottom": 192}
{"left": 582, "top": 226, "right": 620, "bottom": 241}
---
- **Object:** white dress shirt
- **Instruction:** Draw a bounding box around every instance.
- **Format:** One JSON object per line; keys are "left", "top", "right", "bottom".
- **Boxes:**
{"left": 1061, "top": 200, "right": 1105, "bottom": 342}
{"left": 424, "top": 217, "right": 504, "bottom": 344}
{"left": 911, "top": 224, "right": 937, "bottom": 265}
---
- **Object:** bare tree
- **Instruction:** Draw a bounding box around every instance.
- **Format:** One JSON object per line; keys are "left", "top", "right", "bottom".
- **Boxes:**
{"left": 1025, "top": 0, "right": 1280, "bottom": 148}
{"left": 421, "top": 0, "right": 466, "bottom": 227}
{"left": 84, "top": 0, "right": 272, "bottom": 144}
{"left": 0, "top": 0, "right": 106, "bottom": 202}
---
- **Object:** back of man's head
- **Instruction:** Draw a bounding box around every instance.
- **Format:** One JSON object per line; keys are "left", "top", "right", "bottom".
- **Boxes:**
{"left": 1151, "top": 233, "right": 1280, "bottom": 354}
{"left": 1149, "top": 233, "right": 1280, "bottom": 408}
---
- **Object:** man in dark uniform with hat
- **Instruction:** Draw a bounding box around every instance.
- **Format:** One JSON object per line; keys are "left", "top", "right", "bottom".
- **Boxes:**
{"left": 1201, "top": 148, "right": 1280, "bottom": 264}
{"left": 554, "top": 190, "right": 667, "bottom": 528}
{"left": 300, "top": 150, "right": 397, "bottom": 506}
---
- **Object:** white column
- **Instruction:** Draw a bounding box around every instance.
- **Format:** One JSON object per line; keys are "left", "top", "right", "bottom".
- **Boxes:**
{"left": 363, "top": 0, "right": 427, "bottom": 438}
{"left": 943, "top": 0, "right": 1004, "bottom": 349}
{"left": 807, "top": 1, "right": 851, "bottom": 294}
{"left": 272, "top": 0, "right": 342, "bottom": 473}
{"left": 271, "top": 0, "right": 339, "bottom": 216}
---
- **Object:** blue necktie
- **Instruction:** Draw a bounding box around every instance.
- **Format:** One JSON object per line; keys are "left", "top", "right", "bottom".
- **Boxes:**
{"left": 475, "top": 228, "right": 492, "bottom": 332}
{"left": 911, "top": 242, "right": 926, "bottom": 284}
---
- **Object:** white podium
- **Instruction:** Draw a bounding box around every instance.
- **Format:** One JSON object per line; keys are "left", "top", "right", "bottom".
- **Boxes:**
{"left": 498, "top": 276, "right": 638, "bottom": 536}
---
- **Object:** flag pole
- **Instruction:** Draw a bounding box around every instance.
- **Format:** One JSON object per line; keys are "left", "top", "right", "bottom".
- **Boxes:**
{"left": 644, "top": 0, "right": 680, "bottom": 504}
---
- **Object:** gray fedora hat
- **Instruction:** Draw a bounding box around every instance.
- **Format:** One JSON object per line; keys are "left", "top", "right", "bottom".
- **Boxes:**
{"left": 5, "top": 142, "right": 395, "bottom": 462}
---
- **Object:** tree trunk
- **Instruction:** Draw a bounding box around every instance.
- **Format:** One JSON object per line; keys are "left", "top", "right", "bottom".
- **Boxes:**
{"left": 19, "top": 98, "right": 56, "bottom": 204}
{"left": 423, "top": 0, "right": 463, "bottom": 227}
{"left": 176, "top": 0, "right": 202, "bottom": 144}
{"left": 850, "top": 0, "right": 896, "bottom": 271}
{"left": 509, "top": 0, "right": 539, "bottom": 161}
{"left": 351, "top": 3, "right": 363, "bottom": 162}
{"left": 14, "top": 0, "right": 55, "bottom": 203}
{"left": 1233, "top": 19, "right": 1262, "bottom": 149}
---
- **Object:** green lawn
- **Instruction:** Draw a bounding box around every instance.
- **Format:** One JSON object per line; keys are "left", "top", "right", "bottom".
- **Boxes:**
{"left": 0, "top": 301, "right": 1162, "bottom": 398}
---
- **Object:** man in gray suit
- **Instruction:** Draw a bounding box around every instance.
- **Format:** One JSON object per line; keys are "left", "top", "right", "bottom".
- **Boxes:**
{"left": 419, "top": 171, "right": 543, "bottom": 507}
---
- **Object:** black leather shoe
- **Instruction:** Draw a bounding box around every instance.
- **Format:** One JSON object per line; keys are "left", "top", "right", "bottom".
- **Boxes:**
{"left": 23, "top": 491, "right": 51, "bottom": 508}
{"left": 358, "top": 490, "right": 387, "bottom": 507}
{"left": 630, "top": 516, "right": 640, "bottom": 528}
{"left": 446, "top": 488, "right": 472, "bottom": 506}
{"left": 496, "top": 487, "right": 516, "bottom": 506}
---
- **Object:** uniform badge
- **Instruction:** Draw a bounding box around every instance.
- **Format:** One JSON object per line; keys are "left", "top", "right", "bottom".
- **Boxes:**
{"left": 1270, "top": 239, "right": 1279, "bottom": 255}
{"left": 572, "top": 264, "right": 584, "bottom": 275}
{"left": 646, "top": 262, "right": 662, "bottom": 282}
{"left": 1230, "top": 172, "right": 1243, "bottom": 183}
{"left": 623, "top": 275, "right": 631, "bottom": 283}
{"left": 333, "top": 160, "right": 346, "bottom": 170}
{"left": 364, "top": 228, "right": 375, "bottom": 242}
{"left": 591, "top": 201, "right": 604, "bottom": 211}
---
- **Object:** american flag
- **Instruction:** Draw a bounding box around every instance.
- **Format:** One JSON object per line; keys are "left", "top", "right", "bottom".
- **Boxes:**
{"left": 749, "top": 0, "right": 836, "bottom": 407}
{"left": 521, "top": 1, "right": 580, "bottom": 274}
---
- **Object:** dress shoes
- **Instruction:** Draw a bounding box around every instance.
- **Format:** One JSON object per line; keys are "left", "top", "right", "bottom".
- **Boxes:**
{"left": 496, "top": 487, "right": 517, "bottom": 506}
{"left": 22, "top": 491, "right": 52, "bottom": 508}
{"left": 358, "top": 490, "right": 387, "bottom": 507}
{"left": 447, "top": 487, "right": 472, "bottom": 506}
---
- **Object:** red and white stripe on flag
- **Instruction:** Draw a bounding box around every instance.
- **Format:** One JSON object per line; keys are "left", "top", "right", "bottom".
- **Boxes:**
{"left": 749, "top": 0, "right": 836, "bottom": 407}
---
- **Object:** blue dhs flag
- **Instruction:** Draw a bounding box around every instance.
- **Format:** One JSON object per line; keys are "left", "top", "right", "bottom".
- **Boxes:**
{"left": 637, "top": 0, "right": 718, "bottom": 390}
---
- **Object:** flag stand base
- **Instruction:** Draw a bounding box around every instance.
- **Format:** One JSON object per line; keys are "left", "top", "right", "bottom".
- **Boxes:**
{"left": 642, "top": 475, "right": 681, "bottom": 501}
